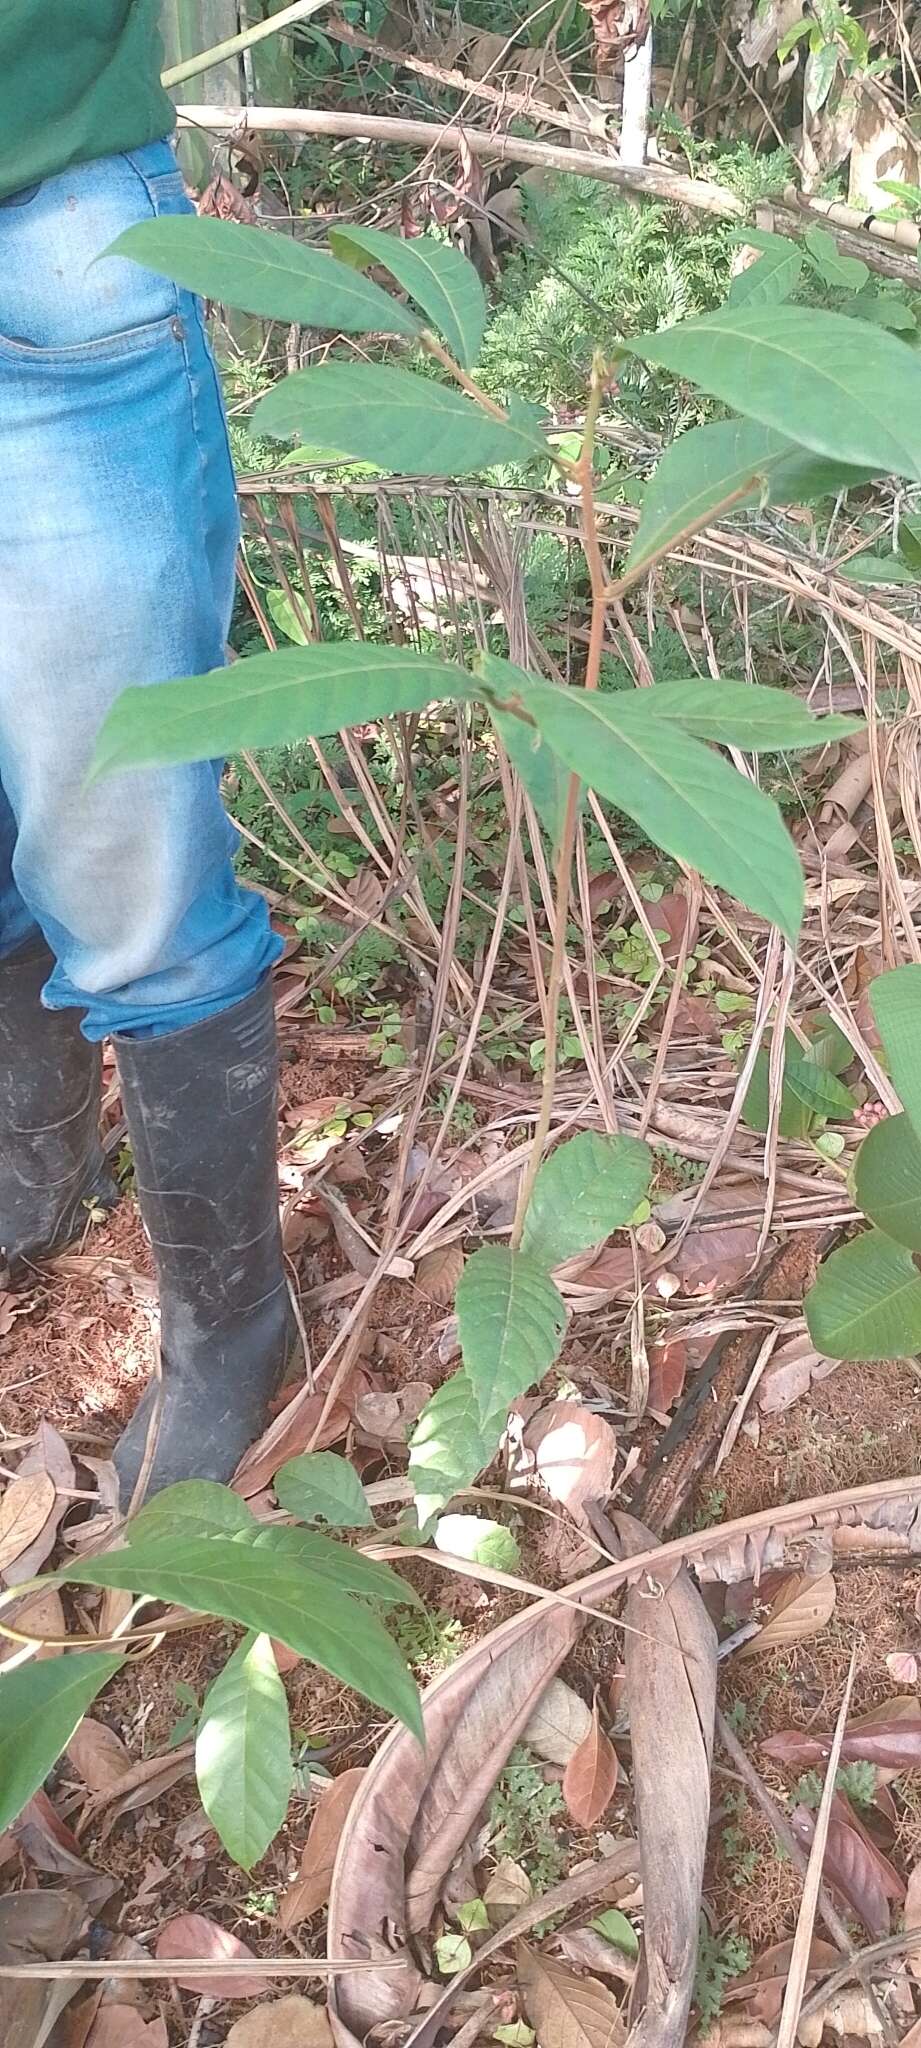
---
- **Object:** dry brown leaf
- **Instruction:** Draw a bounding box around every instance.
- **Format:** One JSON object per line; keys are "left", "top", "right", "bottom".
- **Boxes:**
{"left": 98, "top": 1587, "right": 135, "bottom": 1637}
{"left": 12, "top": 1790, "right": 116, "bottom": 1906}
{"left": 280, "top": 1769, "right": 366, "bottom": 1931}
{"left": 523, "top": 1678, "right": 592, "bottom": 1765}
{"left": 666, "top": 1185, "right": 764, "bottom": 1298}
{"left": 646, "top": 1340, "right": 689, "bottom": 1417}
{"left": 66, "top": 1718, "right": 133, "bottom": 1796}
{"left": 5, "top": 1426, "right": 75, "bottom": 1585}
{"left": 415, "top": 1244, "right": 464, "bottom": 1305}
{"left": 234, "top": 1377, "right": 362, "bottom": 1497}
{"left": 90, "top": 1748, "right": 194, "bottom": 1836}
{"left": 353, "top": 1384, "right": 432, "bottom": 1446}
{"left": 886, "top": 1650, "right": 920, "bottom": 1685}
{"left": 520, "top": 1403, "right": 616, "bottom": 1526}
{"left": 789, "top": 1795, "right": 900, "bottom": 1936}
{"left": 154, "top": 1915, "right": 264, "bottom": 1997}
{"left": 484, "top": 1858, "right": 531, "bottom": 1926}
{"left": 616, "top": 1509, "right": 717, "bottom": 2048}
{"left": 555, "top": 1927, "right": 635, "bottom": 1985}
{"left": 763, "top": 1708, "right": 921, "bottom": 1770}
{"left": 0, "top": 1887, "right": 89, "bottom": 2048}
{"left": 226, "top": 1997, "right": 335, "bottom": 2047}
{"left": 562, "top": 1700, "right": 618, "bottom": 1828}
{"left": 0, "top": 1584, "right": 65, "bottom": 1664}
{"left": 517, "top": 1943, "right": 626, "bottom": 2048}
{"left": 722, "top": 1938, "right": 838, "bottom": 2024}
{"left": 756, "top": 1332, "right": 839, "bottom": 1418}
{"left": 905, "top": 1863, "right": 921, "bottom": 1982}
{"left": 736, "top": 1572, "right": 836, "bottom": 1659}
{"left": 0, "top": 1472, "right": 56, "bottom": 1579}
{"left": 86, "top": 2010, "right": 168, "bottom": 2047}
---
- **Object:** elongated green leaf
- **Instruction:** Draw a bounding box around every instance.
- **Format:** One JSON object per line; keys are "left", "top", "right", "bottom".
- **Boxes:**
{"left": 408, "top": 1368, "right": 508, "bottom": 1525}
{"left": 803, "top": 226, "right": 869, "bottom": 291}
{"left": 870, "top": 965, "right": 921, "bottom": 1138}
{"left": 246, "top": 1525, "right": 413, "bottom": 1607}
{"left": 844, "top": 553, "right": 915, "bottom": 586}
{"left": 126, "top": 1479, "right": 256, "bottom": 1545}
{"left": 329, "top": 224, "right": 486, "bottom": 369}
{"left": 805, "top": 1228, "right": 921, "bottom": 1360}
{"left": 522, "top": 1132, "right": 652, "bottom": 1269}
{"left": 519, "top": 681, "right": 805, "bottom": 941}
{"left": 728, "top": 241, "right": 803, "bottom": 308}
{"left": 0, "top": 1652, "right": 123, "bottom": 1833}
{"left": 274, "top": 1452, "right": 373, "bottom": 1528}
{"left": 855, "top": 1113, "right": 921, "bottom": 1251}
{"left": 618, "top": 678, "right": 860, "bottom": 751}
{"left": 783, "top": 1057, "right": 856, "bottom": 1121}
{"left": 490, "top": 701, "right": 572, "bottom": 850}
{"left": 196, "top": 1634, "right": 293, "bottom": 1869}
{"left": 626, "top": 418, "right": 877, "bottom": 576}
{"left": 109, "top": 217, "right": 421, "bottom": 335}
{"left": 457, "top": 1246, "right": 566, "bottom": 1423}
{"left": 741, "top": 1036, "right": 814, "bottom": 1140}
{"left": 253, "top": 362, "right": 545, "bottom": 477}
{"left": 62, "top": 1540, "right": 421, "bottom": 1737}
{"left": 89, "top": 644, "right": 471, "bottom": 780}
{"left": 628, "top": 308, "right": 921, "bottom": 483}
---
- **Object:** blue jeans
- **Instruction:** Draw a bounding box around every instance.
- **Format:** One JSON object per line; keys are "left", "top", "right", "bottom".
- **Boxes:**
{"left": 0, "top": 140, "right": 281, "bottom": 1039}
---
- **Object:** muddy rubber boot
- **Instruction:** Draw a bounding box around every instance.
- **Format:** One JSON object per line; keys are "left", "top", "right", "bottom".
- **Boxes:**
{"left": 112, "top": 980, "right": 289, "bottom": 1507}
{"left": 0, "top": 939, "right": 118, "bottom": 1275}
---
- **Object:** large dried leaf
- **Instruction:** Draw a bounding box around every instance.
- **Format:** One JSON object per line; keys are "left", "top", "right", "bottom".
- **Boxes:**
{"left": 520, "top": 1403, "right": 617, "bottom": 1527}
{"left": 0, "top": 1888, "right": 89, "bottom": 2048}
{"left": 327, "top": 1593, "right": 584, "bottom": 2045}
{"left": 226, "top": 1996, "right": 336, "bottom": 2047}
{"left": 86, "top": 2011, "right": 168, "bottom": 2047}
{"left": 0, "top": 1472, "right": 56, "bottom": 1578}
{"left": 735, "top": 1572, "right": 836, "bottom": 1658}
{"left": 517, "top": 1943, "right": 626, "bottom": 2048}
{"left": 415, "top": 1245, "right": 464, "bottom": 1305}
{"left": 12, "top": 1789, "right": 116, "bottom": 1906}
{"left": 763, "top": 1711, "right": 921, "bottom": 1770}
{"left": 562, "top": 1702, "right": 618, "bottom": 1827}
{"left": 154, "top": 1914, "right": 264, "bottom": 1997}
{"left": 280, "top": 1769, "right": 366, "bottom": 1931}
{"left": 789, "top": 1796, "right": 900, "bottom": 1935}
{"left": 4, "top": 1426, "right": 75, "bottom": 1585}
{"left": 66, "top": 1717, "right": 133, "bottom": 1795}
{"left": 616, "top": 1511, "right": 716, "bottom": 2048}
{"left": 0, "top": 1585, "right": 65, "bottom": 1665}
{"left": 484, "top": 1857, "right": 532, "bottom": 1926}
{"left": 523, "top": 1678, "right": 593, "bottom": 1765}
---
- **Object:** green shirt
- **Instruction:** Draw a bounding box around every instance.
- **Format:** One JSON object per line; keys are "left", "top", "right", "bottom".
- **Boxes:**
{"left": 0, "top": 2, "right": 175, "bottom": 201}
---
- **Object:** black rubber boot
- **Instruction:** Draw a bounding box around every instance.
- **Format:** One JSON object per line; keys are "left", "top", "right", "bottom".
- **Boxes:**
{"left": 0, "top": 939, "right": 117, "bottom": 1274}
{"left": 112, "top": 980, "right": 289, "bottom": 1507}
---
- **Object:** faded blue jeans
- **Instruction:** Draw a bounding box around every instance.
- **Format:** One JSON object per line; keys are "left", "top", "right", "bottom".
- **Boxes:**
{"left": 0, "top": 139, "right": 281, "bottom": 1038}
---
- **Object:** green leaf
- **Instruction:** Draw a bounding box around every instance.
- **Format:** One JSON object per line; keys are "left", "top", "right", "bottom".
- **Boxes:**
{"left": 195, "top": 1633, "right": 293, "bottom": 1869}
{"left": 628, "top": 308, "right": 921, "bottom": 483}
{"left": 520, "top": 680, "right": 805, "bottom": 941}
{"left": 855, "top": 1113, "right": 921, "bottom": 1251}
{"left": 806, "top": 41, "right": 838, "bottom": 116}
{"left": 521, "top": 1131, "right": 652, "bottom": 1268}
{"left": 89, "top": 644, "right": 471, "bottom": 779}
{"left": 741, "top": 1037, "right": 815, "bottom": 1140}
{"left": 844, "top": 553, "right": 915, "bottom": 586}
{"left": 857, "top": 293, "right": 917, "bottom": 334}
{"left": 253, "top": 362, "right": 546, "bottom": 477}
{"left": 877, "top": 179, "right": 921, "bottom": 211}
{"left": 408, "top": 1369, "right": 508, "bottom": 1524}
{"left": 125, "top": 1480, "right": 256, "bottom": 1546}
{"left": 621, "top": 678, "right": 860, "bottom": 752}
{"left": 728, "top": 242, "right": 803, "bottom": 309}
{"left": 109, "top": 216, "right": 421, "bottom": 335}
{"left": 457, "top": 1898, "right": 490, "bottom": 1932}
{"left": 328, "top": 224, "right": 486, "bottom": 370}
{"left": 457, "top": 1246, "right": 566, "bottom": 1423}
{"left": 777, "top": 17, "right": 814, "bottom": 57}
{"left": 626, "top": 417, "right": 877, "bottom": 576}
{"left": 0, "top": 1652, "right": 124, "bottom": 1833}
{"left": 246, "top": 1525, "right": 413, "bottom": 1607}
{"left": 870, "top": 965, "right": 921, "bottom": 1137}
{"left": 803, "top": 227, "right": 869, "bottom": 292}
{"left": 61, "top": 1540, "right": 421, "bottom": 1737}
{"left": 898, "top": 516, "right": 921, "bottom": 573}
{"left": 783, "top": 1057, "right": 856, "bottom": 1121}
{"left": 274, "top": 1452, "right": 373, "bottom": 1528}
{"left": 266, "top": 587, "right": 309, "bottom": 646}
{"left": 807, "top": 1012, "right": 854, "bottom": 1074}
{"left": 483, "top": 651, "right": 575, "bottom": 849}
{"left": 435, "top": 1933, "right": 472, "bottom": 1974}
{"left": 590, "top": 1909, "right": 640, "bottom": 1958}
{"left": 433, "top": 1513, "right": 521, "bottom": 1570}
{"left": 805, "top": 1228, "right": 921, "bottom": 1360}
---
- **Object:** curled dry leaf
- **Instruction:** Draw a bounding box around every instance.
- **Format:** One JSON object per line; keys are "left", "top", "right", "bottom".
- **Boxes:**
{"left": 0, "top": 1886, "right": 89, "bottom": 2048}
{"left": 280, "top": 1770, "right": 366, "bottom": 1932}
{"left": 0, "top": 1472, "right": 56, "bottom": 1579}
{"left": 4, "top": 1426, "right": 75, "bottom": 1585}
{"left": 523, "top": 1678, "right": 592, "bottom": 1766}
{"left": 154, "top": 1914, "right": 264, "bottom": 1997}
{"left": 556, "top": 1927, "right": 636, "bottom": 1985}
{"left": 616, "top": 1509, "right": 717, "bottom": 2048}
{"left": 484, "top": 1858, "right": 532, "bottom": 1926}
{"left": 226, "top": 1995, "right": 336, "bottom": 2047}
{"left": 12, "top": 1790, "right": 117, "bottom": 1906}
{"left": 353, "top": 1384, "right": 432, "bottom": 1446}
{"left": 517, "top": 1943, "right": 626, "bottom": 2048}
{"left": 721, "top": 1937, "right": 838, "bottom": 2024}
{"left": 562, "top": 1700, "right": 618, "bottom": 1828}
{"left": 735, "top": 1572, "right": 836, "bottom": 1659}
{"left": 886, "top": 1651, "right": 920, "bottom": 1685}
{"left": 519, "top": 1403, "right": 617, "bottom": 1527}
{"left": 66, "top": 1717, "right": 133, "bottom": 1796}
{"left": 327, "top": 1592, "right": 584, "bottom": 2047}
{"left": 415, "top": 1244, "right": 464, "bottom": 1305}
{"left": 756, "top": 1332, "right": 838, "bottom": 1418}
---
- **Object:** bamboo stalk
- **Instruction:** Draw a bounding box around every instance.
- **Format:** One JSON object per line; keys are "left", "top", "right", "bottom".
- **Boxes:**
{"left": 162, "top": 0, "right": 329, "bottom": 88}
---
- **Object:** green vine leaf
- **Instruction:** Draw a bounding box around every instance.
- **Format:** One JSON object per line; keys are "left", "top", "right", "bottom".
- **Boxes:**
{"left": 253, "top": 362, "right": 546, "bottom": 476}
{"left": 855, "top": 1112, "right": 921, "bottom": 1251}
{"left": 805, "top": 1228, "right": 921, "bottom": 1360}
{"left": 0, "top": 1652, "right": 124, "bottom": 1834}
{"left": 126, "top": 1479, "right": 256, "bottom": 1545}
{"left": 329, "top": 224, "right": 486, "bottom": 369}
{"left": 408, "top": 1369, "right": 508, "bottom": 1525}
{"left": 274, "top": 1452, "right": 373, "bottom": 1528}
{"left": 109, "top": 216, "right": 422, "bottom": 335}
{"left": 456, "top": 1246, "right": 566, "bottom": 1423}
{"left": 195, "top": 1633, "right": 293, "bottom": 1870}
{"left": 521, "top": 1132, "right": 652, "bottom": 1269}
{"left": 727, "top": 240, "right": 803, "bottom": 308}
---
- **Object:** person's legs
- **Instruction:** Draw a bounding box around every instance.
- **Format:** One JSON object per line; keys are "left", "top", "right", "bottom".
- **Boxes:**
{"left": 0, "top": 144, "right": 289, "bottom": 1496}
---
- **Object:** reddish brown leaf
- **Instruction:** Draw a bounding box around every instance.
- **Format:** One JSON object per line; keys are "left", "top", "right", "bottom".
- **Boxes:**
{"left": 86, "top": 2010, "right": 168, "bottom": 2047}
{"left": 520, "top": 1402, "right": 616, "bottom": 1525}
{"left": 722, "top": 1938, "right": 839, "bottom": 2023}
{"left": 790, "top": 1795, "right": 901, "bottom": 1936}
{"left": 646, "top": 1339, "right": 688, "bottom": 1416}
{"left": 666, "top": 1184, "right": 764, "bottom": 1298}
{"left": 415, "top": 1244, "right": 464, "bottom": 1305}
{"left": 562, "top": 1699, "right": 618, "bottom": 1827}
{"left": 279, "top": 1769, "right": 366, "bottom": 1931}
{"left": 763, "top": 1712, "right": 921, "bottom": 1771}
{"left": 0, "top": 1472, "right": 56, "bottom": 1578}
{"left": 154, "top": 1915, "right": 264, "bottom": 1997}
{"left": 66, "top": 1717, "right": 133, "bottom": 1795}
